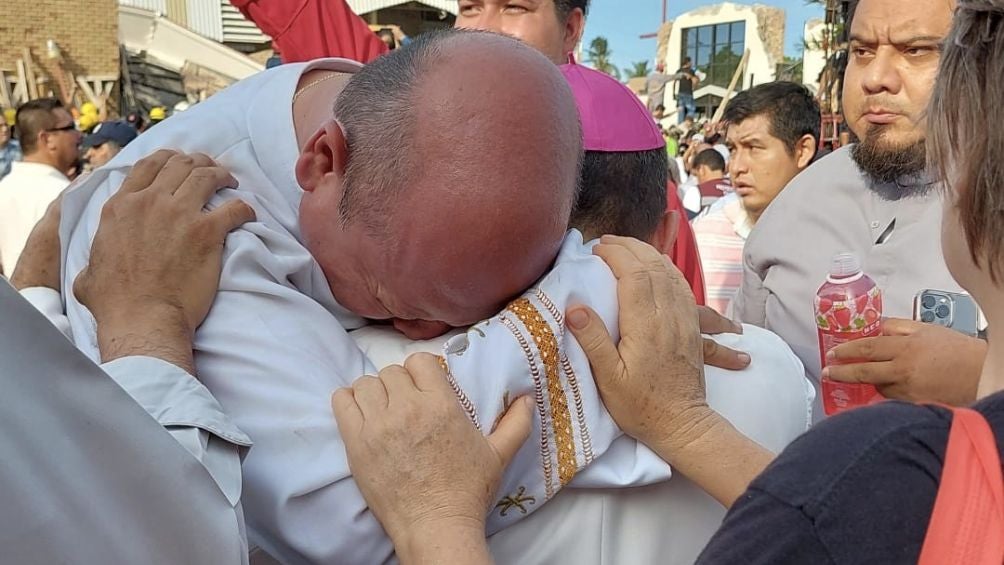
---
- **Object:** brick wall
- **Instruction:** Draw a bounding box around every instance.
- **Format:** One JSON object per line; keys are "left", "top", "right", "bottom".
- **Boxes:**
{"left": 0, "top": 0, "right": 118, "bottom": 101}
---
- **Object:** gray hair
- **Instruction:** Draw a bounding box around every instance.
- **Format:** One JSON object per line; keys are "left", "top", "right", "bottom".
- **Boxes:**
{"left": 928, "top": 0, "right": 1004, "bottom": 280}
{"left": 335, "top": 28, "right": 500, "bottom": 232}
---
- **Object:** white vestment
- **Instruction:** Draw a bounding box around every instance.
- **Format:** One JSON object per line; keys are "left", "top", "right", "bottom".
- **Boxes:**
{"left": 56, "top": 59, "right": 814, "bottom": 564}
{"left": 354, "top": 320, "right": 813, "bottom": 565}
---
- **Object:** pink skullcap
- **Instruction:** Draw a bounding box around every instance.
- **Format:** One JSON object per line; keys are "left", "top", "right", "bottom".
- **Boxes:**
{"left": 560, "top": 63, "right": 665, "bottom": 153}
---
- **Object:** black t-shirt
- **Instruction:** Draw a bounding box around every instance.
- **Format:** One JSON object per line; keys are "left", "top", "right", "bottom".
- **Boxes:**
{"left": 697, "top": 391, "right": 1004, "bottom": 564}
{"left": 677, "top": 67, "right": 695, "bottom": 96}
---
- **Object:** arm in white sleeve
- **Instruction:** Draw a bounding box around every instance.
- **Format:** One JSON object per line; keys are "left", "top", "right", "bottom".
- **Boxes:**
{"left": 23, "top": 289, "right": 255, "bottom": 502}
{"left": 99, "top": 355, "right": 252, "bottom": 563}
{"left": 19, "top": 286, "right": 72, "bottom": 338}
{"left": 100, "top": 356, "right": 253, "bottom": 507}
{"left": 144, "top": 227, "right": 394, "bottom": 565}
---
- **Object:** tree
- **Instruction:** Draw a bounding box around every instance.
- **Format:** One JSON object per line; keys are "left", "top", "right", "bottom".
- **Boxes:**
{"left": 587, "top": 37, "right": 621, "bottom": 80}
{"left": 626, "top": 60, "right": 651, "bottom": 79}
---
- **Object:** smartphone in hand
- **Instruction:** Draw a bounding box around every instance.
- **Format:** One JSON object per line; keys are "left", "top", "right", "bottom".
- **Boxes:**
{"left": 912, "top": 289, "right": 984, "bottom": 338}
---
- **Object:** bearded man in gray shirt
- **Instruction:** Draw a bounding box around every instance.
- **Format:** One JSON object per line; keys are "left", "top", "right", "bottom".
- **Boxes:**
{"left": 733, "top": 0, "right": 985, "bottom": 420}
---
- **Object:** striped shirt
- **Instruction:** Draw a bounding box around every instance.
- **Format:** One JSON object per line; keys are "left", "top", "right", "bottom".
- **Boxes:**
{"left": 693, "top": 195, "right": 752, "bottom": 315}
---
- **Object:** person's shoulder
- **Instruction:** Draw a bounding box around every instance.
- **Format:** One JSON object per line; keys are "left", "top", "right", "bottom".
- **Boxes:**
{"left": 751, "top": 401, "right": 951, "bottom": 508}
{"left": 745, "top": 146, "right": 862, "bottom": 246}
{"left": 781, "top": 145, "right": 861, "bottom": 194}
{"left": 545, "top": 230, "right": 614, "bottom": 284}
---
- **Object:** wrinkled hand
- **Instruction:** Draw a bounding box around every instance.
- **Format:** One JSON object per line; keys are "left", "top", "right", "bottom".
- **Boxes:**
{"left": 824, "top": 318, "right": 986, "bottom": 406}
{"left": 698, "top": 306, "right": 750, "bottom": 371}
{"left": 333, "top": 353, "right": 532, "bottom": 549}
{"left": 10, "top": 195, "right": 62, "bottom": 291}
{"left": 74, "top": 150, "right": 255, "bottom": 371}
{"left": 74, "top": 150, "right": 254, "bottom": 337}
{"left": 567, "top": 235, "right": 708, "bottom": 451}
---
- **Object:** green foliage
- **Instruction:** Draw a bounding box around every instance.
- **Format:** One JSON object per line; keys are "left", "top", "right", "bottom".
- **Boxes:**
{"left": 626, "top": 60, "right": 651, "bottom": 79}
{"left": 588, "top": 37, "right": 621, "bottom": 80}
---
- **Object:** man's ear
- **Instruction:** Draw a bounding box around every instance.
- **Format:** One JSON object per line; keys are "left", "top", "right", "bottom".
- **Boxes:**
{"left": 650, "top": 210, "right": 681, "bottom": 256}
{"left": 562, "top": 8, "right": 587, "bottom": 58}
{"left": 795, "top": 134, "right": 817, "bottom": 170}
{"left": 295, "top": 119, "right": 348, "bottom": 193}
{"left": 37, "top": 130, "right": 53, "bottom": 152}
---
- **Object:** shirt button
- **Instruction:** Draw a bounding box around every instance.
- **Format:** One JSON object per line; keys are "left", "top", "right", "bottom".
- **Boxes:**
{"left": 870, "top": 221, "right": 880, "bottom": 229}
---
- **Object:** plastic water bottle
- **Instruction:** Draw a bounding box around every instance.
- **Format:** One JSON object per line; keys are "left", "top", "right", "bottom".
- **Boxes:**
{"left": 815, "top": 253, "right": 884, "bottom": 415}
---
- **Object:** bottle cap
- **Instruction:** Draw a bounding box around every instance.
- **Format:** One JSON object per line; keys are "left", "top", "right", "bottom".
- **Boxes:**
{"left": 829, "top": 252, "right": 862, "bottom": 278}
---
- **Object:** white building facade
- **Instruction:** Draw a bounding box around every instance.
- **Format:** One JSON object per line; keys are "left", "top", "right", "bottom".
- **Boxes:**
{"left": 657, "top": 2, "right": 785, "bottom": 120}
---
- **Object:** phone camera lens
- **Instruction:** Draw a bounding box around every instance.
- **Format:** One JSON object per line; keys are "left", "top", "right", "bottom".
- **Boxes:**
{"left": 922, "top": 295, "right": 937, "bottom": 309}
{"left": 921, "top": 311, "right": 936, "bottom": 323}
{"left": 935, "top": 305, "right": 951, "bottom": 319}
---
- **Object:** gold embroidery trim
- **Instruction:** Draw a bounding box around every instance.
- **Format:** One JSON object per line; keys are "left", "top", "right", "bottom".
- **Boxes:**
{"left": 535, "top": 289, "right": 595, "bottom": 464}
{"left": 507, "top": 298, "right": 577, "bottom": 487}
{"left": 437, "top": 355, "right": 481, "bottom": 432}
{"left": 500, "top": 313, "right": 555, "bottom": 498}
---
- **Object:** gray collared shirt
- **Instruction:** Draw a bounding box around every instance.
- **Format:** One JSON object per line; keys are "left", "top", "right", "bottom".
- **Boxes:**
{"left": 2, "top": 280, "right": 251, "bottom": 564}
{"left": 733, "top": 146, "right": 963, "bottom": 420}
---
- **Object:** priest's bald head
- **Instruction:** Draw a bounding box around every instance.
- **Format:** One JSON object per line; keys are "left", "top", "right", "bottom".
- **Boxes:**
{"left": 294, "top": 29, "right": 582, "bottom": 338}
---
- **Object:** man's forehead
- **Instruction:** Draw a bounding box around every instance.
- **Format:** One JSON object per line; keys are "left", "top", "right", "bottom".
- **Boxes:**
{"left": 727, "top": 115, "right": 774, "bottom": 144}
{"left": 850, "top": 0, "right": 954, "bottom": 41}
{"left": 465, "top": 0, "right": 554, "bottom": 8}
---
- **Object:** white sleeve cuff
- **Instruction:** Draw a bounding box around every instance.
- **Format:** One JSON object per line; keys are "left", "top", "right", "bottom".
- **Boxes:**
{"left": 101, "top": 356, "right": 252, "bottom": 448}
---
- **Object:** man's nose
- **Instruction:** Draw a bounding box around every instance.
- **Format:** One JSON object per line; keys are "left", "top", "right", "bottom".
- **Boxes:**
{"left": 729, "top": 152, "right": 749, "bottom": 177}
{"left": 860, "top": 47, "right": 904, "bottom": 96}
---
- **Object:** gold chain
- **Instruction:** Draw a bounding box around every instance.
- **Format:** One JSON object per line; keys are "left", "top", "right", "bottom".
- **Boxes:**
{"left": 292, "top": 73, "right": 341, "bottom": 103}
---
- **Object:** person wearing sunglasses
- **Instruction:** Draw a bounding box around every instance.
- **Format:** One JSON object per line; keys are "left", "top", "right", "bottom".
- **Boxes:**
{"left": 0, "top": 98, "right": 80, "bottom": 276}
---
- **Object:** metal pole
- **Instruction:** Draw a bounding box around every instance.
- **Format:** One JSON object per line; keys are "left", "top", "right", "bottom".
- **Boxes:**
{"left": 663, "top": 0, "right": 667, "bottom": 23}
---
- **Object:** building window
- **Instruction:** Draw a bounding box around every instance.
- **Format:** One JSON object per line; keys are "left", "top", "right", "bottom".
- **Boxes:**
{"left": 680, "top": 21, "right": 746, "bottom": 90}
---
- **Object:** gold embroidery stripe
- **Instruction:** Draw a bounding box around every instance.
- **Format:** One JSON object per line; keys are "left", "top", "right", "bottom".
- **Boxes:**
{"left": 535, "top": 289, "right": 595, "bottom": 464}
{"left": 561, "top": 356, "right": 594, "bottom": 463}
{"left": 500, "top": 314, "right": 555, "bottom": 498}
{"left": 507, "top": 298, "right": 577, "bottom": 487}
{"left": 437, "top": 355, "right": 481, "bottom": 432}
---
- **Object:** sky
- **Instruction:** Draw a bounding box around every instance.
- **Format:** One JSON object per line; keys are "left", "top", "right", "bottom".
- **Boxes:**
{"left": 581, "top": 0, "right": 824, "bottom": 76}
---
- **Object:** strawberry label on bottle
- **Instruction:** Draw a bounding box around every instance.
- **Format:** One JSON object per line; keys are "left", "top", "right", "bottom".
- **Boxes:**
{"left": 814, "top": 257, "right": 885, "bottom": 416}
{"left": 816, "top": 286, "right": 883, "bottom": 350}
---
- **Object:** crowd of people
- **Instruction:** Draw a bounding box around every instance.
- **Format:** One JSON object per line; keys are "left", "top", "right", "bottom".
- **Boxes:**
{"left": 1, "top": 0, "right": 1002, "bottom": 563}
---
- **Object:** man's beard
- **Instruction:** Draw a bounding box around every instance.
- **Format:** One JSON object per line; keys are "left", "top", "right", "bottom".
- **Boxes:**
{"left": 851, "top": 125, "right": 933, "bottom": 201}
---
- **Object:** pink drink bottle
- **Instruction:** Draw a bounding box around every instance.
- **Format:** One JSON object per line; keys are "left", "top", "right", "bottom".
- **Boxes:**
{"left": 815, "top": 253, "right": 884, "bottom": 415}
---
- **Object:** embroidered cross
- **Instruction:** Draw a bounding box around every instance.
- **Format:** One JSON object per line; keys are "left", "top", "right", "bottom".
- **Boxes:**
{"left": 495, "top": 486, "right": 536, "bottom": 517}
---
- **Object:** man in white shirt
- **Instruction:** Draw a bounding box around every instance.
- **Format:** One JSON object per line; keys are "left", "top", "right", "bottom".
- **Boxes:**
{"left": 0, "top": 98, "right": 79, "bottom": 275}
{"left": 57, "top": 31, "right": 590, "bottom": 564}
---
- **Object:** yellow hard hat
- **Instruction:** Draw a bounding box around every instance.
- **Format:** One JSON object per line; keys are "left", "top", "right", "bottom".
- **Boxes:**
{"left": 3, "top": 108, "right": 14, "bottom": 127}
{"left": 149, "top": 106, "right": 167, "bottom": 121}
{"left": 78, "top": 113, "right": 99, "bottom": 133}
{"left": 81, "top": 102, "right": 98, "bottom": 116}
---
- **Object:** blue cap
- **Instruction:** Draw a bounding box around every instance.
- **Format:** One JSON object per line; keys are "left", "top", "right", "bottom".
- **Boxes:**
{"left": 83, "top": 121, "right": 138, "bottom": 149}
